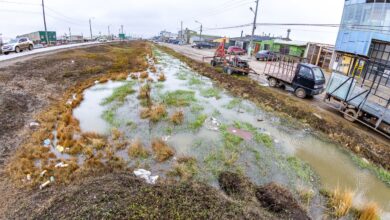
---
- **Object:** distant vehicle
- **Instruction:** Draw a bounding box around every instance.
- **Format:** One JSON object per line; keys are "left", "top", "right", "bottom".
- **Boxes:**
{"left": 264, "top": 54, "right": 326, "bottom": 99}
{"left": 98, "top": 38, "right": 108, "bottom": 42}
{"left": 227, "top": 46, "right": 246, "bottom": 55}
{"left": 255, "top": 50, "right": 278, "bottom": 61}
{"left": 1, "top": 37, "right": 34, "bottom": 55}
{"left": 192, "top": 42, "right": 215, "bottom": 49}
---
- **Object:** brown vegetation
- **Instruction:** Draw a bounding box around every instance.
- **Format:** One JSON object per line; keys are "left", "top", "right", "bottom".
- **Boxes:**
{"left": 328, "top": 187, "right": 354, "bottom": 218}
{"left": 127, "top": 139, "right": 150, "bottom": 159}
{"left": 140, "top": 71, "right": 149, "bottom": 79}
{"left": 170, "top": 111, "right": 184, "bottom": 125}
{"left": 158, "top": 73, "right": 166, "bottom": 82}
{"left": 151, "top": 138, "right": 174, "bottom": 162}
{"left": 358, "top": 202, "right": 380, "bottom": 220}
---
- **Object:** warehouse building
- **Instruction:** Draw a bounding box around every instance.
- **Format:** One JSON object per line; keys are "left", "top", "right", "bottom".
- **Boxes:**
{"left": 17, "top": 31, "right": 57, "bottom": 45}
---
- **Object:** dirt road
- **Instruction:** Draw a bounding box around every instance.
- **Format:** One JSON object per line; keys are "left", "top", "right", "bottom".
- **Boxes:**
{"left": 162, "top": 43, "right": 390, "bottom": 145}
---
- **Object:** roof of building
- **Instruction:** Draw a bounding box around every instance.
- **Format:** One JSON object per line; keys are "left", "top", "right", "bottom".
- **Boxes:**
{"left": 230, "top": 35, "right": 274, "bottom": 42}
{"left": 274, "top": 39, "right": 307, "bottom": 47}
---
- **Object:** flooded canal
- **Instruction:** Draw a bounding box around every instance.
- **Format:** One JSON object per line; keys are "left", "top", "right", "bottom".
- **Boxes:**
{"left": 71, "top": 49, "right": 389, "bottom": 217}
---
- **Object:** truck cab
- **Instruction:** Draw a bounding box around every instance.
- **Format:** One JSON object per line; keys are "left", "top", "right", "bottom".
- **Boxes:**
{"left": 292, "top": 63, "right": 326, "bottom": 98}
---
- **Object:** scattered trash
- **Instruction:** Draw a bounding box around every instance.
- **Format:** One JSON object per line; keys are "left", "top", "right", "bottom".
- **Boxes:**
{"left": 257, "top": 117, "right": 264, "bottom": 122}
{"left": 133, "top": 169, "right": 159, "bottom": 184}
{"left": 94, "top": 80, "right": 100, "bottom": 84}
{"left": 50, "top": 176, "right": 55, "bottom": 182}
{"left": 72, "top": 94, "right": 77, "bottom": 100}
{"left": 26, "top": 174, "right": 31, "bottom": 181}
{"left": 205, "top": 117, "right": 221, "bottom": 131}
{"left": 313, "top": 113, "right": 323, "bottom": 120}
{"left": 274, "top": 139, "right": 280, "bottom": 144}
{"left": 71, "top": 60, "right": 75, "bottom": 64}
{"left": 162, "top": 136, "right": 171, "bottom": 142}
{"left": 29, "top": 122, "right": 40, "bottom": 129}
{"left": 43, "top": 139, "right": 51, "bottom": 147}
{"left": 55, "top": 162, "right": 69, "bottom": 168}
{"left": 66, "top": 100, "right": 73, "bottom": 106}
{"left": 228, "top": 127, "right": 253, "bottom": 140}
{"left": 362, "top": 158, "right": 370, "bottom": 164}
{"left": 39, "top": 180, "right": 51, "bottom": 190}
{"left": 40, "top": 170, "right": 47, "bottom": 177}
{"left": 56, "top": 145, "right": 64, "bottom": 153}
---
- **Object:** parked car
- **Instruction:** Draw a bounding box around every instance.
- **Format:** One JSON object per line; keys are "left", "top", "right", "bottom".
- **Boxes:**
{"left": 1, "top": 37, "right": 34, "bottom": 55}
{"left": 255, "top": 50, "right": 278, "bottom": 61}
{"left": 191, "top": 42, "right": 215, "bottom": 49}
{"left": 227, "top": 46, "right": 246, "bottom": 55}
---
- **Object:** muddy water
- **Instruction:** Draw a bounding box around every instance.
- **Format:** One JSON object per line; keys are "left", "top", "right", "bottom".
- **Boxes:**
{"left": 73, "top": 49, "right": 390, "bottom": 216}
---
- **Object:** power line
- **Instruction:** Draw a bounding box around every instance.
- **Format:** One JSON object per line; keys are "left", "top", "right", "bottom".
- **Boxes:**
{"left": 0, "top": 0, "right": 40, "bottom": 6}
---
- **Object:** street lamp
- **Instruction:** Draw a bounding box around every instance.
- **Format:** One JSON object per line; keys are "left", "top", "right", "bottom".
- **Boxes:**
{"left": 89, "top": 17, "right": 95, "bottom": 40}
{"left": 195, "top": 20, "right": 203, "bottom": 42}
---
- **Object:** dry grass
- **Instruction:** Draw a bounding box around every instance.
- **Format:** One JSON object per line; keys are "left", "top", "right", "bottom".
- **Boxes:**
{"left": 130, "top": 73, "right": 138, "bottom": 80}
{"left": 150, "top": 65, "right": 157, "bottom": 73}
{"left": 171, "top": 111, "right": 184, "bottom": 125}
{"left": 158, "top": 73, "right": 166, "bottom": 82}
{"left": 150, "top": 104, "right": 167, "bottom": 122}
{"left": 140, "top": 108, "right": 151, "bottom": 119}
{"left": 112, "top": 128, "right": 123, "bottom": 140}
{"left": 112, "top": 72, "right": 129, "bottom": 81}
{"left": 138, "top": 83, "right": 151, "bottom": 100}
{"left": 359, "top": 202, "right": 380, "bottom": 220}
{"left": 169, "top": 156, "right": 198, "bottom": 181}
{"left": 128, "top": 139, "right": 150, "bottom": 159}
{"left": 140, "top": 71, "right": 149, "bottom": 79}
{"left": 147, "top": 77, "right": 154, "bottom": 83}
{"left": 328, "top": 187, "right": 354, "bottom": 218}
{"left": 152, "top": 138, "right": 175, "bottom": 162}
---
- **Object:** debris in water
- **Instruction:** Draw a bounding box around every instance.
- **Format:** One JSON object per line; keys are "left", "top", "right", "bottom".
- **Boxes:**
{"left": 313, "top": 113, "right": 323, "bottom": 120}
{"left": 257, "top": 117, "right": 264, "bottom": 122}
{"left": 228, "top": 127, "right": 253, "bottom": 140}
{"left": 205, "top": 117, "right": 221, "bottom": 131}
{"left": 39, "top": 180, "right": 51, "bottom": 190}
{"left": 50, "top": 176, "right": 55, "bottom": 182}
{"left": 133, "top": 169, "right": 159, "bottom": 184}
{"left": 43, "top": 139, "right": 51, "bottom": 147}
{"left": 274, "top": 139, "right": 280, "bottom": 144}
{"left": 55, "top": 162, "right": 69, "bottom": 168}
{"left": 26, "top": 174, "right": 31, "bottom": 181}
{"left": 238, "top": 109, "right": 245, "bottom": 113}
{"left": 94, "top": 80, "right": 100, "bottom": 84}
{"left": 162, "top": 136, "right": 171, "bottom": 142}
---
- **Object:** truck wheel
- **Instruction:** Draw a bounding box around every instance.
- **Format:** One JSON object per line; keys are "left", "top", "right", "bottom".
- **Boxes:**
{"left": 227, "top": 67, "right": 233, "bottom": 75}
{"left": 210, "top": 60, "right": 216, "bottom": 67}
{"left": 268, "top": 78, "right": 278, "bottom": 87}
{"left": 15, "top": 47, "right": 20, "bottom": 53}
{"left": 344, "top": 108, "right": 358, "bottom": 122}
{"left": 28, "top": 45, "right": 33, "bottom": 51}
{"left": 4, "top": 52, "right": 9, "bottom": 55}
{"left": 295, "top": 88, "right": 306, "bottom": 99}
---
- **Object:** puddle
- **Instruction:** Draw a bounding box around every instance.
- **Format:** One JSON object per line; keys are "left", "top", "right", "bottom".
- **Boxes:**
{"left": 70, "top": 49, "right": 390, "bottom": 217}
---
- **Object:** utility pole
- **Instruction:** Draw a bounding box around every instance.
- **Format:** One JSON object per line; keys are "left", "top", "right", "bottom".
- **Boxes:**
{"left": 108, "top": 25, "right": 110, "bottom": 40}
{"left": 41, "top": 0, "right": 49, "bottom": 45}
{"left": 200, "top": 24, "right": 203, "bottom": 42}
{"left": 249, "top": 0, "right": 259, "bottom": 56}
{"left": 241, "top": 30, "right": 243, "bottom": 38}
{"left": 68, "top": 27, "right": 71, "bottom": 43}
{"left": 121, "top": 25, "right": 124, "bottom": 34}
{"left": 89, "top": 18, "right": 93, "bottom": 40}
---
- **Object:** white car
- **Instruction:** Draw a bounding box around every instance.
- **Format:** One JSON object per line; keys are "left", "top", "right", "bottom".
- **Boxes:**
{"left": 1, "top": 37, "right": 34, "bottom": 55}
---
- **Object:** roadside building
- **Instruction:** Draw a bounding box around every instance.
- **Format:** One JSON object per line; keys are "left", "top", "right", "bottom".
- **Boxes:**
{"left": 58, "top": 35, "right": 84, "bottom": 44}
{"left": 305, "top": 43, "right": 335, "bottom": 70}
{"left": 334, "top": 0, "right": 390, "bottom": 73}
{"left": 271, "top": 39, "right": 308, "bottom": 57}
{"left": 159, "top": 30, "right": 177, "bottom": 42}
{"left": 228, "top": 35, "right": 274, "bottom": 54}
{"left": 17, "top": 31, "right": 57, "bottom": 45}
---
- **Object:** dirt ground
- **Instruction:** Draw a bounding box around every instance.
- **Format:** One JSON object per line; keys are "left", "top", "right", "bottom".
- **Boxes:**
{"left": 158, "top": 44, "right": 390, "bottom": 171}
{"left": 0, "top": 41, "right": 309, "bottom": 219}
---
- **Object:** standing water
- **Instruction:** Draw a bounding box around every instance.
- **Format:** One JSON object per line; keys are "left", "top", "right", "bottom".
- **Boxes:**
{"left": 72, "top": 49, "right": 389, "bottom": 217}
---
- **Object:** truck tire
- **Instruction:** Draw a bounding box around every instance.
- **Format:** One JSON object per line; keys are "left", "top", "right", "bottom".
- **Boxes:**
{"left": 268, "top": 78, "right": 278, "bottom": 87}
{"left": 210, "top": 60, "right": 216, "bottom": 67}
{"left": 28, "top": 44, "right": 33, "bottom": 51}
{"left": 344, "top": 108, "right": 358, "bottom": 122}
{"left": 294, "top": 88, "right": 307, "bottom": 99}
{"left": 15, "top": 46, "right": 20, "bottom": 53}
{"left": 4, "top": 52, "right": 9, "bottom": 55}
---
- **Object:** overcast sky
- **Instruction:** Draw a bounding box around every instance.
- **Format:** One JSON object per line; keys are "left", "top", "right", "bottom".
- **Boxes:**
{"left": 0, "top": 0, "right": 345, "bottom": 44}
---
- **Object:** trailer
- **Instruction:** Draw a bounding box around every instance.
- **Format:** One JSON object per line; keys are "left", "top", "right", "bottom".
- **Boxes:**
{"left": 263, "top": 54, "right": 326, "bottom": 98}
{"left": 324, "top": 56, "right": 390, "bottom": 138}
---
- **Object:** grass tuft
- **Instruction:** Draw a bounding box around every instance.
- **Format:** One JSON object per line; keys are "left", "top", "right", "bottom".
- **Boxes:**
{"left": 328, "top": 186, "right": 354, "bottom": 218}
{"left": 200, "top": 88, "right": 221, "bottom": 99}
{"left": 158, "top": 73, "right": 166, "bottom": 82}
{"left": 150, "top": 104, "right": 167, "bottom": 122}
{"left": 128, "top": 139, "right": 150, "bottom": 159}
{"left": 140, "top": 71, "right": 149, "bottom": 79}
{"left": 152, "top": 138, "right": 175, "bottom": 162}
{"left": 162, "top": 90, "right": 196, "bottom": 107}
{"left": 358, "top": 202, "right": 380, "bottom": 220}
{"left": 171, "top": 111, "right": 184, "bottom": 125}
{"left": 101, "top": 81, "right": 135, "bottom": 105}
{"left": 189, "top": 114, "right": 207, "bottom": 130}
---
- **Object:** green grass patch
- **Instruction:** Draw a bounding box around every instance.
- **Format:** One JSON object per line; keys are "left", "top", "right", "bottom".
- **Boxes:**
{"left": 176, "top": 72, "right": 188, "bottom": 80}
{"left": 220, "top": 125, "right": 243, "bottom": 151}
{"left": 287, "top": 156, "right": 313, "bottom": 182}
{"left": 233, "top": 121, "right": 273, "bottom": 148}
{"left": 102, "top": 108, "right": 120, "bottom": 127}
{"left": 224, "top": 99, "right": 241, "bottom": 109}
{"left": 190, "top": 103, "right": 204, "bottom": 113}
{"left": 163, "top": 90, "right": 196, "bottom": 107}
{"left": 188, "top": 76, "right": 204, "bottom": 86}
{"left": 352, "top": 155, "right": 390, "bottom": 185}
{"left": 101, "top": 81, "right": 135, "bottom": 105}
{"left": 189, "top": 114, "right": 207, "bottom": 130}
{"left": 200, "top": 88, "right": 221, "bottom": 99}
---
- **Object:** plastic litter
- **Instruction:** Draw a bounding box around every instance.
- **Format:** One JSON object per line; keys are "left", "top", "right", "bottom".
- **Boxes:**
{"left": 40, "top": 170, "right": 47, "bottom": 177}
{"left": 257, "top": 117, "right": 264, "bottom": 122}
{"left": 133, "top": 169, "right": 159, "bottom": 184}
{"left": 39, "top": 180, "right": 50, "bottom": 190}
{"left": 162, "top": 136, "right": 171, "bottom": 142}
{"left": 56, "top": 145, "right": 64, "bottom": 153}
{"left": 94, "top": 80, "right": 100, "bottom": 84}
{"left": 55, "top": 162, "right": 69, "bottom": 168}
{"left": 29, "top": 122, "right": 40, "bottom": 129}
{"left": 228, "top": 127, "right": 253, "bottom": 140}
{"left": 50, "top": 176, "right": 55, "bottom": 182}
{"left": 205, "top": 117, "right": 221, "bottom": 131}
{"left": 26, "top": 174, "right": 31, "bottom": 181}
{"left": 43, "top": 139, "right": 51, "bottom": 147}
